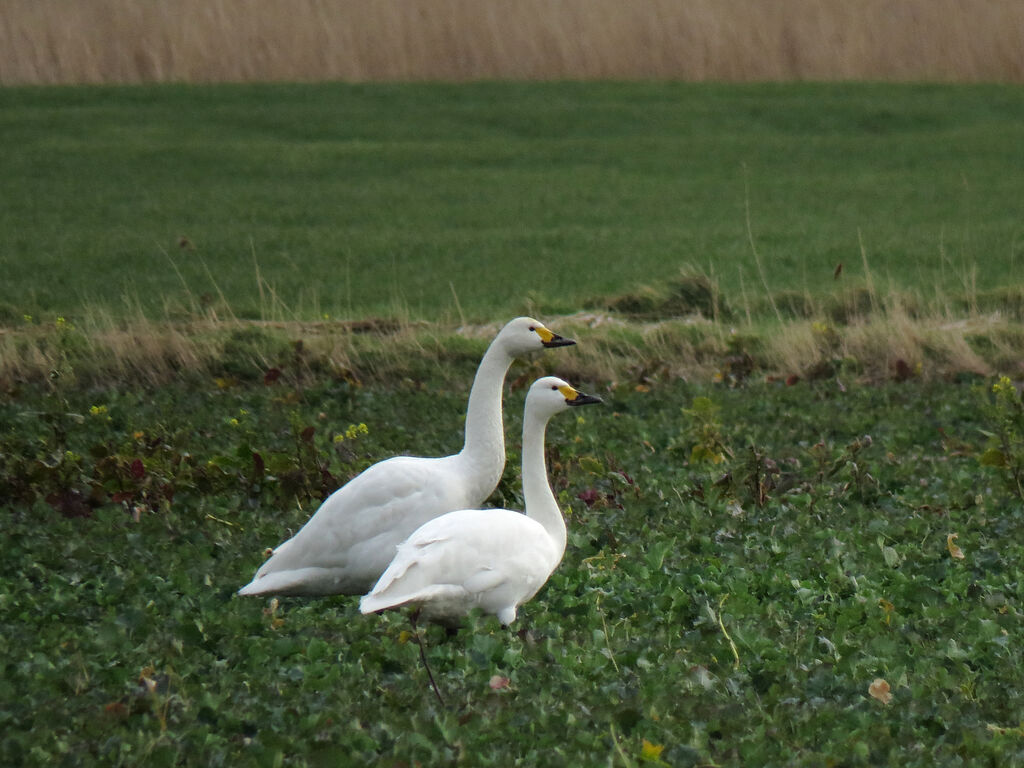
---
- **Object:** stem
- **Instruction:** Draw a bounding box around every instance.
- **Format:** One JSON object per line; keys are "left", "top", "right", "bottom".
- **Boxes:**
{"left": 717, "top": 595, "right": 741, "bottom": 669}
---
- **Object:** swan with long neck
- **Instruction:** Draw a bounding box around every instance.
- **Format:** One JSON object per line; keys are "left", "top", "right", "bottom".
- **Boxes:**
{"left": 238, "top": 318, "right": 574, "bottom": 597}
{"left": 360, "top": 376, "right": 602, "bottom": 625}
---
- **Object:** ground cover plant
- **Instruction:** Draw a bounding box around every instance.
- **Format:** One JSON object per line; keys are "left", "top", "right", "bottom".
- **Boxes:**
{"left": 1, "top": 81, "right": 1022, "bottom": 327}
{"left": 2, "top": 362, "right": 1024, "bottom": 766}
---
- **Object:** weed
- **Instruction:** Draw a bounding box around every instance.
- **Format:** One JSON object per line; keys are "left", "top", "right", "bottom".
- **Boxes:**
{"left": 979, "top": 375, "right": 1024, "bottom": 497}
{"left": 671, "top": 395, "right": 732, "bottom": 465}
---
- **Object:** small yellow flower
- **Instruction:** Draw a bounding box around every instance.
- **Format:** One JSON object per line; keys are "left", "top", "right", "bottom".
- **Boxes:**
{"left": 640, "top": 739, "right": 665, "bottom": 762}
{"left": 993, "top": 375, "right": 1014, "bottom": 395}
{"left": 333, "top": 433, "right": 345, "bottom": 444}
{"left": 345, "top": 423, "right": 369, "bottom": 440}
{"left": 89, "top": 405, "right": 108, "bottom": 417}
{"left": 228, "top": 418, "right": 240, "bottom": 427}
{"left": 22, "top": 314, "right": 32, "bottom": 323}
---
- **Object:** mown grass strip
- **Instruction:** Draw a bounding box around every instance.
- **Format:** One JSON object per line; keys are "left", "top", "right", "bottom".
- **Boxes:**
{"left": 1, "top": 82, "right": 1022, "bottom": 326}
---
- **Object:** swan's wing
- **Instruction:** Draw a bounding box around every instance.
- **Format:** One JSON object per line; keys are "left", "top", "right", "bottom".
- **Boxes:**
{"left": 359, "top": 509, "right": 555, "bottom": 619}
{"left": 239, "top": 455, "right": 476, "bottom": 596}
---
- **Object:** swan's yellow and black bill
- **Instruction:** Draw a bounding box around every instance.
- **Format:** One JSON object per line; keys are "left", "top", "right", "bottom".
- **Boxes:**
{"left": 535, "top": 325, "right": 576, "bottom": 348}
{"left": 558, "top": 384, "right": 602, "bottom": 407}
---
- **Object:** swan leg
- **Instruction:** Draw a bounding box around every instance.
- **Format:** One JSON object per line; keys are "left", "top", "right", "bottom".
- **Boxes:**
{"left": 410, "top": 608, "right": 445, "bottom": 708}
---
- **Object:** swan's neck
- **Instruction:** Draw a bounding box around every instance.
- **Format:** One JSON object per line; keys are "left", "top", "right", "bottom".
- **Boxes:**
{"left": 522, "top": 410, "right": 566, "bottom": 560}
{"left": 458, "top": 341, "right": 512, "bottom": 494}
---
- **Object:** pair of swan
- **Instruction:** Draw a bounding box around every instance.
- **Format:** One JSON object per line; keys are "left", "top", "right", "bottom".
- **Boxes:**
{"left": 239, "top": 317, "right": 599, "bottom": 625}
{"left": 360, "top": 378, "right": 601, "bottom": 625}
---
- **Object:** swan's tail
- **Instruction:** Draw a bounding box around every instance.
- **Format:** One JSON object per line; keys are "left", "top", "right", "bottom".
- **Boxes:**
{"left": 360, "top": 584, "right": 464, "bottom": 615}
{"left": 237, "top": 567, "right": 333, "bottom": 596}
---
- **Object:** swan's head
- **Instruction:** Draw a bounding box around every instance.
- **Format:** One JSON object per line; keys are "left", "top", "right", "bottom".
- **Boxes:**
{"left": 497, "top": 317, "right": 576, "bottom": 357}
{"left": 527, "top": 376, "right": 602, "bottom": 419}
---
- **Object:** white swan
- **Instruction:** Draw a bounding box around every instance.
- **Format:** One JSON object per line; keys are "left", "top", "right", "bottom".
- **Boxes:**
{"left": 238, "top": 318, "right": 575, "bottom": 597}
{"left": 359, "top": 376, "right": 602, "bottom": 625}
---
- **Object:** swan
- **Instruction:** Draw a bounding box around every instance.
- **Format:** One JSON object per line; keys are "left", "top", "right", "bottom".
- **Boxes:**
{"left": 359, "top": 376, "right": 602, "bottom": 625}
{"left": 238, "top": 317, "right": 575, "bottom": 597}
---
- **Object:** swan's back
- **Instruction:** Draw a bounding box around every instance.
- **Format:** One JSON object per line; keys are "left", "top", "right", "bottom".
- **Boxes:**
{"left": 359, "top": 508, "right": 562, "bottom": 624}
{"left": 238, "top": 454, "right": 480, "bottom": 596}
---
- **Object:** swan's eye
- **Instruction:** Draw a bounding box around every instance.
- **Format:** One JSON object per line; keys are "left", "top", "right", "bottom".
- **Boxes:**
{"left": 529, "top": 326, "right": 536, "bottom": 331}
{"left": 551, "top": 385, "right": 558, "bottom": 390}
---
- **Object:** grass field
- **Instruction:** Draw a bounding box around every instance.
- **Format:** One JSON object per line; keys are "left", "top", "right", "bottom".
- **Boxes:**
{"left": 3, "top": 80, "right": 1024, "bottom": 766}
{"left": 1, "top": 81, "right": 1023, "bottom": 329}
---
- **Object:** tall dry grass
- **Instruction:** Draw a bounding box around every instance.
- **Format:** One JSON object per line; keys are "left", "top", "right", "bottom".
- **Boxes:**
{"left": 3, "top": 0, "right": 1023, "bottom": 85}
{"left": 3, "top": 306, "right": 1020, "bottom": 391}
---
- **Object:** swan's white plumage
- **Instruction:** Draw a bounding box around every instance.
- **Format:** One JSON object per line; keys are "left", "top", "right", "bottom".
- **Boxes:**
{"left": 360, "top": 376, "right": 601, "bottom": 625}
{"left": 238, "top": 456, "right": 472, "bottom": 595}
{"left": 359, "top": 508, "right": 561, "bottom": 626}
{"left": 238, "top": 318, "right": 573, "bottom": 597}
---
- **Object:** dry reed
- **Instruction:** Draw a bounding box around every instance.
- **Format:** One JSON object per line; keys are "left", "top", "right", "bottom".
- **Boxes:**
{"left": 3, "top": 306, "right": 1019, "bottom": 391}
{"left": 2, "top": 0, "right": 1023, "bottom": 86}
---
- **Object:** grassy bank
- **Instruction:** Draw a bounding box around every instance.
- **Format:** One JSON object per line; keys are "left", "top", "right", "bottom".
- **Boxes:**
{"left": 2, "top": 305, "right": 1023, "bottom": 395}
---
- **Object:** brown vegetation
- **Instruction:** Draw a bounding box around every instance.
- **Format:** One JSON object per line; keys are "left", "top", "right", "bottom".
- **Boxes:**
{"left": 4, "top": 261, "right": 1021, "bottom": 389}
{"left": 2, "top": 304, "right": 1019, "bottom": 391}
{"left": 3, "top": 0, "right": 1023, "bottom": 85}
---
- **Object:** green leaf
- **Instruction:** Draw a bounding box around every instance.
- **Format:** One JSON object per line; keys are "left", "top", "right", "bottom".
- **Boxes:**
{"left": 881, "top": 545, "right": 901, "bottom": 568}
{"left": 980, "top": 447, "right": 1007, "bottom": 467}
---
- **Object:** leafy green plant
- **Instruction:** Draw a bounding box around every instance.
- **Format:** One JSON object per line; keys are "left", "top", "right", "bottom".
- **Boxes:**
{"left": 979, "top": 375, "right": 1024, "bottom": 497}
{"left": 0, "top": 379, "right": 375, "bottom": 528}
{"left": 671, "top": 395, "right": 732, "bottom": 465}
{"left": 3, "top": 373, "right": 1024, "bottom": 767}
{"left": 804, "top": 434, "right": 879, "bottom": 503}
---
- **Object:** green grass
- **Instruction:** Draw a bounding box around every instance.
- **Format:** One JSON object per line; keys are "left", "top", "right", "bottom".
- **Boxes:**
{"left": 2, "top": 369, "right": 1024, "bottom": 766}
{"left": 1, "top": 81, "right": 1023, "bottom": 324}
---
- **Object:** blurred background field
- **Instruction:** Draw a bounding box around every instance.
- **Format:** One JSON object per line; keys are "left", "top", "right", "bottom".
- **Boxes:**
{"left": 1, "top": 81, "right": 1022, "bottom": 330}
{"left": 3, "top": 0, "right": 1023, "bottom": 85}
